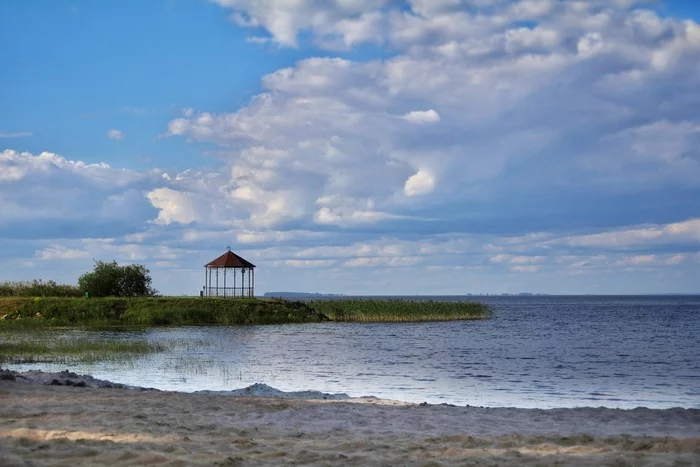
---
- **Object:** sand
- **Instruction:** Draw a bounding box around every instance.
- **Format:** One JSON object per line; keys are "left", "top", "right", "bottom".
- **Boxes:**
{"left": 1, "top": 371, "right": 699, "bottom": 466}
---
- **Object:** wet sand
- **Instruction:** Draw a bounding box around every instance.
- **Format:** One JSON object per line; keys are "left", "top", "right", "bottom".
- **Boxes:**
{"left": 1, "top": 376, "right": 699, "bottom": 466}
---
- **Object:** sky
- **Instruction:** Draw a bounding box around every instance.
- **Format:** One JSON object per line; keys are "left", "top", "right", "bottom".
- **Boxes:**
{"left": 1, "top": 0, "right": 699, "bottom": 296}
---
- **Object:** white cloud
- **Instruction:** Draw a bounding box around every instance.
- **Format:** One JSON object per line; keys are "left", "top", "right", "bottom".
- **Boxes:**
{"left": 167, "top": 3, "right": 700, "bottom": 231}
{"left": 0, "top": 150, "right": 159, "bottom": 228}
{"left": 35, "top": 246, "right": 89, "bottom": 260}
{"left": 343, "top": 256, "right": 422, "bottom": 267}
{"left": 511, "top": 265, "right": 540, "bottom": 273}
{"left": 146, "top": 188, "right": 205, "bottom": 225}
{"left": 403, "top": 168, "right": 435, "bottom": 196}
{"left": 236, "top": 229, "right": 328, "bottom": 244}
{"left": 559, "top": 218, "right": 700, "bottom": 248}
{"left": 210, "top": 0, "right": 387, "bottom": 47}
{"left": 401, "top": 109, "right": 440, "bottom": 124}
{"left": 490, "top": 254, "right": 546, "bottom": 265}
{"left": 313, "top": 207, "right": 397, "bottom": 226}
{"left": 271, "top": 259, "right": 337, "bottom": 268}
{"left": 107, "top": 129, "right": 125, "bottom": 140}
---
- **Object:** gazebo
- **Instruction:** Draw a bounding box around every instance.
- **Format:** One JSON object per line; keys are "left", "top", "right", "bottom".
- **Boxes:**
{"left": 203, "top": 248, "right": 255, "bottom": 298}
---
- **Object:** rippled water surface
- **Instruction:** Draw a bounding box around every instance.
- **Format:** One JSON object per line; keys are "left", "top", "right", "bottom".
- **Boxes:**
{"left": 8, "top": 295, "right": 700, "bottom": 408}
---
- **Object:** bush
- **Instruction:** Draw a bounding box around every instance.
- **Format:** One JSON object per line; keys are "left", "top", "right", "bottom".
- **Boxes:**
{"left": 0, "top": 280, "right": 82, "bottom": 297}
{"left": 78, "top": 261, "right": 158, "bottom": 298}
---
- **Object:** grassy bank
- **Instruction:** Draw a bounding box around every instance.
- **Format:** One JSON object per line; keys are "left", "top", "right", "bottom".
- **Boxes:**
{"left": 0, "top": 297, "right": 491, "bottom": 328}
{"left": 0, "top": 297, "right": 324, "bottom": 327}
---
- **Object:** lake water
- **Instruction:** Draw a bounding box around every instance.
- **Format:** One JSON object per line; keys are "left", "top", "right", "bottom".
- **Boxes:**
{"left": 7, "top": 295, "right": 700, "bottom": 409}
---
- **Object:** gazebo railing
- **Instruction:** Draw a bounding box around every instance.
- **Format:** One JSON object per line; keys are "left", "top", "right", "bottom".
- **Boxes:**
{"left": 204, "top": 286, "right": 254, "bottom": 298}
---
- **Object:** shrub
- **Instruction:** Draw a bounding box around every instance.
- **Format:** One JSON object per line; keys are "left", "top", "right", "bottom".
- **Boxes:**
{"left": 78, "top": 261, "right": 158, "bottom": 298}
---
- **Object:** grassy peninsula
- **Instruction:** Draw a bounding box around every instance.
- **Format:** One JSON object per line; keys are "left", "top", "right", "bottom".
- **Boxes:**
{"left": 0, "top": 297, "right": 490, "bottom": 328}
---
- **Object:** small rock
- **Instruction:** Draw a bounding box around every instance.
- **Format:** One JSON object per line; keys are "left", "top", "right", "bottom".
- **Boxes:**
{"left": 1, "top": 373, "right": 16, "bottom": 381}
{"left": 49, "top": 379, "right": 62, "bottom": 386}
{"left": 419, "top": 402, "right": 429, "bottom": 407}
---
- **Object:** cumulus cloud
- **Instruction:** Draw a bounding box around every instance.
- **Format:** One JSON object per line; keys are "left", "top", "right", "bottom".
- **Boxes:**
{"left": 167, "top": 2, "right": 700, "bottom": 235}
{"left": 210, "top": 0, "right": 387, "bottom": 48}
{"left": 403, "top": 168, "right": 435, "bottom": 196}
{"left": 107, "top": 129, "right": 125, "bottom": 140}
{"left": 146, "top": 188, "right": 205, "bottom": 225}
{"left": 0, "top": 149, "right": 161, "bottom": 239}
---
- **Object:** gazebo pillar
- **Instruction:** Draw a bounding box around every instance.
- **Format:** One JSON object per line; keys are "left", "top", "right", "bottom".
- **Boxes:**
{"left": 208, "top": 267, "right": 212, "bottom": 297}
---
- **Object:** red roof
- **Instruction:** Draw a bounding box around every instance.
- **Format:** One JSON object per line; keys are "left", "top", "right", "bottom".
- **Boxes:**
{"left": 204, "top": 250, "right": 255, "bottom": 268}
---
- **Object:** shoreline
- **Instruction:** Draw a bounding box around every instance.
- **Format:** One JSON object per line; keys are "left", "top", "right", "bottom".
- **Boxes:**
{"left": 2, "top": 369, "right": 699, "bottom": 466}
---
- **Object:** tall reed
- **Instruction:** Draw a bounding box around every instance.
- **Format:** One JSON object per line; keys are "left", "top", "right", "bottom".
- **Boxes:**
{"left": 0, "top": 334, "right": 166, "bottom": 364}
{"left": 308, "top": 299, "right": 491, "bottom": 322}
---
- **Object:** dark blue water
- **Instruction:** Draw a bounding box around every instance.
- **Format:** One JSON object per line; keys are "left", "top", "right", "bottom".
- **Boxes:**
{"left": 8, "top": 296, "right": 700, "bottom": 408}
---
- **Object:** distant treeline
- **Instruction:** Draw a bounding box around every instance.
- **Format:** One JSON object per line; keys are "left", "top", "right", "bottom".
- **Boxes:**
{"left": 0, "top": 280, "right": 82, "bottom": 298}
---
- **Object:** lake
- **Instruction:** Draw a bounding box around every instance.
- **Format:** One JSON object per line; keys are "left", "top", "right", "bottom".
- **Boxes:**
{"left": 6, "top": 295, "right": 700, "bottom": 409}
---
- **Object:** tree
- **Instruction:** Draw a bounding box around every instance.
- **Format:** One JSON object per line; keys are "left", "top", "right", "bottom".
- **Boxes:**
{"left": 78, "top": 260, "right": 158, "bottom": 297}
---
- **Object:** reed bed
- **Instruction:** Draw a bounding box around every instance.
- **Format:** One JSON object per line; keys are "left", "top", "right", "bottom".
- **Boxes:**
{"left": 308, "top": 299, "right": 491, "bottom": 322}
{"left": 0, "top": 333, "right": 166, "bottom": 364}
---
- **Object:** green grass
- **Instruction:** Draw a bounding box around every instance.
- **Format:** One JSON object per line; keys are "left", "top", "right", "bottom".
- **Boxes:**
{"left": 0, "top": 334, "right": 167, "bottom": 364}
{"left": 0, "top": 297, "right": 326, "bottom": 328}
{"left": 0, "top": 297, "right": 491, "bottom": 328}
{"left": 309, "top": 299, "right": 491, "bottom": 322}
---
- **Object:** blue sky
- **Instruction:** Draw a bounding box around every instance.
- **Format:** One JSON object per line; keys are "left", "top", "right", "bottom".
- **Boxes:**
{"left": 1, "top": 0, "right": 699, "bottom": 295}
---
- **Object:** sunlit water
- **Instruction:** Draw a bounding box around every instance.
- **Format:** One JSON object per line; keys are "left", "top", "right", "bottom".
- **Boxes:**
{"left": 6, "top": 296, "right": 700, "bottom": 409}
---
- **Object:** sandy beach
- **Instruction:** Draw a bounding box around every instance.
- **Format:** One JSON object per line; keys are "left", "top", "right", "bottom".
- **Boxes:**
{"left": 1, "top": 371, "right": 699, "bottom": 466}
